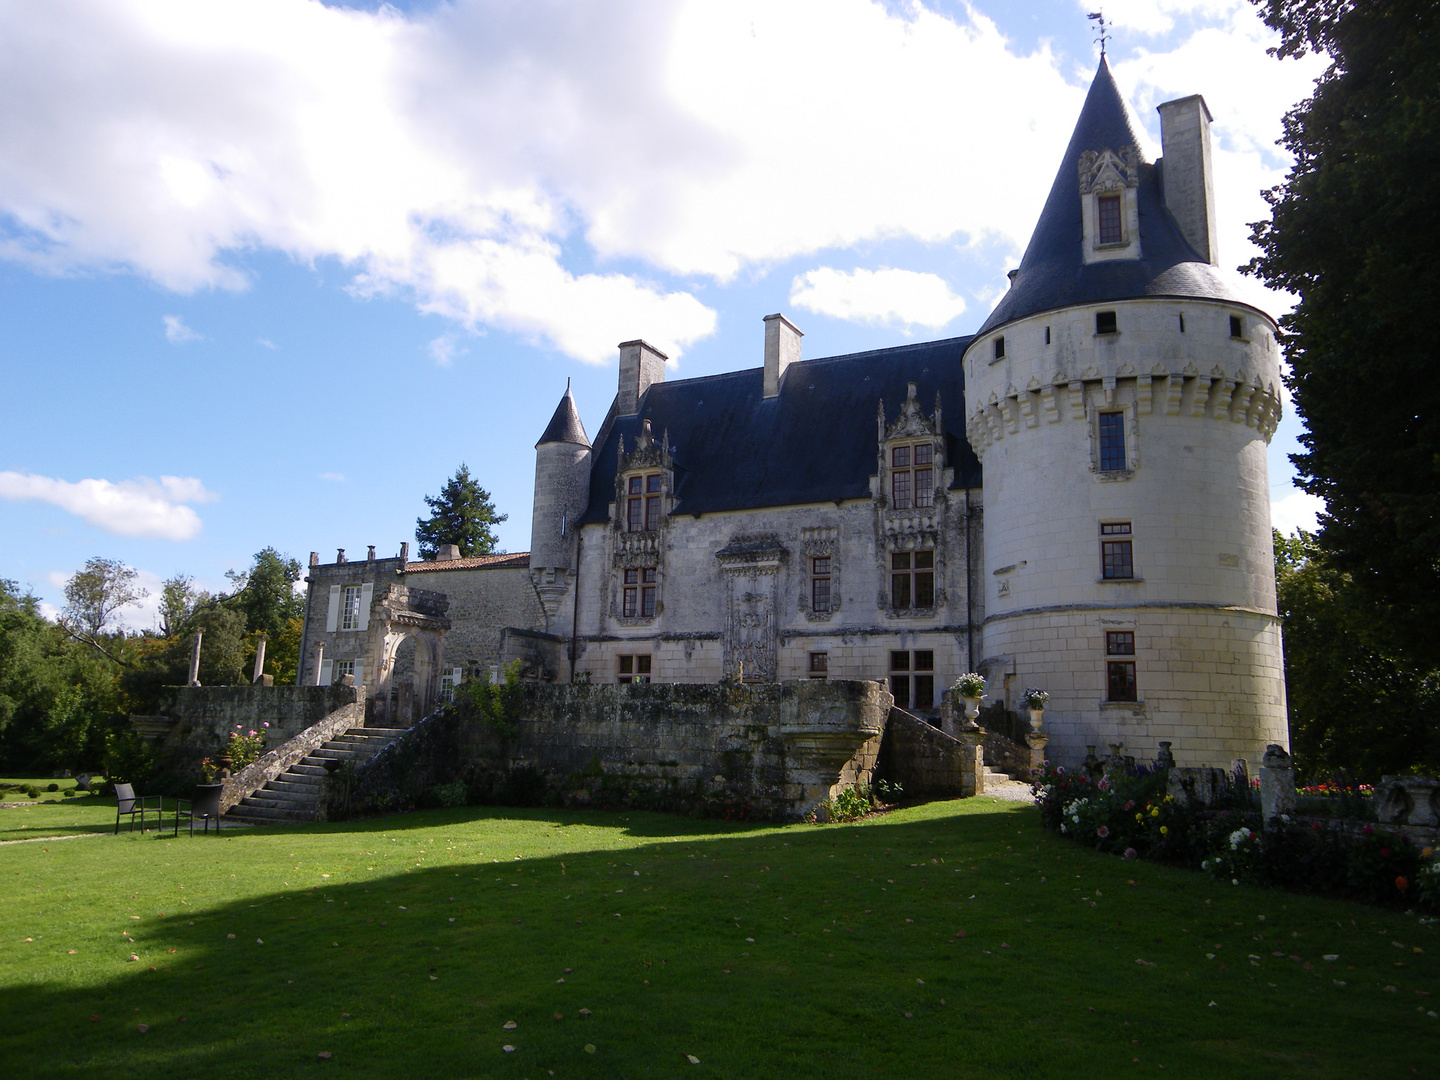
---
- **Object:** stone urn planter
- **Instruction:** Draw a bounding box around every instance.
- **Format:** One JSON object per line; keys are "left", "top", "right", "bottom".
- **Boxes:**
{"left": 962, "top": 696, "right": 982, "bottom": 721}
{"left": 1027, "top": 708, "right": 1045, "bottom": 732}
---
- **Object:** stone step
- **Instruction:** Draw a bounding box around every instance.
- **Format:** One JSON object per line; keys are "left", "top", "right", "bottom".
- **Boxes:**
{"left": 242, "top": 794, "right": 313, "bottom": 811}
{"left": 228, "top": 804, "right": 312, "bottom": 822}
{"left": 263, "top": 780, "right": 321, "bottom": 797}
{"left": 354, "top": 727, "right": 407, "bottom": 737}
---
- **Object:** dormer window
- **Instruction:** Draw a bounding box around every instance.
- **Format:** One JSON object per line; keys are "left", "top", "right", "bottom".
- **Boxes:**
{"left": 626, "top": 473, "right": 662, "bottom": 531}
{"left": 890, "top": 443, "right": 934, "bottom": 510}
{"left": 1097, "top": 194, "right": 1123, "bottom": 245}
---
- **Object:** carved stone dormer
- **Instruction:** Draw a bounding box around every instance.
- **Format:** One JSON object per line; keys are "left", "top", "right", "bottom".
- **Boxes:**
{"left": 608, "top": 421, "right": 674, "bottom": 624}
{"left": 1079, "top": 145, "right": 1142, "bottom": 263}
{"left": 874, "top": 383, "right": 952, "bottom": 618}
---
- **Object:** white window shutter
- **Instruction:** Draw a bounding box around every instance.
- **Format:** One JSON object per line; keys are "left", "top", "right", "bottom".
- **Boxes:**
{"left": 353, "top": 661, "right": 364, "bottom": 687}
{"left": 358, "top": 582, "right": 374, "bottom": 630}
{"left": 319, "top": 658, "right": 334, "bottom": 686}
{"left": 453, "top": 666, "right": 463, "bottom": 683}
{"left": 325, "top": 585, "right": 341, "bottom": 632}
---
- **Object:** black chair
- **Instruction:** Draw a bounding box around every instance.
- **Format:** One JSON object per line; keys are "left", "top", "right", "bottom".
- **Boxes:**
{"left": 114, "top": 783, "right": 161, "bottom": 834}
{"left": 175, "top": 784, "right": 225, "bottom": 835}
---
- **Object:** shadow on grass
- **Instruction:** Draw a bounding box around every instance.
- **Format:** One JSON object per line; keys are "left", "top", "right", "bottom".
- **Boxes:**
{"left": 2, "top": 801, "right": 1436, "bottom": 1080}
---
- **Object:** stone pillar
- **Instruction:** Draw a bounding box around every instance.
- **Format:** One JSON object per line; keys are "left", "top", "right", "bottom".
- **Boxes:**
{"left": 252, "top": 635, "right": 267, "bottom": 684}
{"left": 367, "top": 545, "right": 376, "bottom": 561}
{"left": 400, "top": 541, "right": 409, "bottom": 562}
{"left": 1259, "top": 744, "right": 1296, "bottom": 823}
{"left": 1025, "top": 733, "right": 1048, "bottom": 774}
{"left": 1103, "top": 743, "right": 1127, "bottom": 780}
{"left": 188, "top": 630, "right": 203, "bottom": 686}
{"left": 313, "top": 642, "right": 326, "bottom": 686}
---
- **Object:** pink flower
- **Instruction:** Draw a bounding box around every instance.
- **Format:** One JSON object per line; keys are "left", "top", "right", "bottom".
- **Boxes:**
{"left": 1097, "top": 826, "right": 1110, "bottom": 839}
{"left": 1124, "top": 848, "right": 1138, "bottom": 859}
{"left": 262, "top": 722, "right": 270, "bottom": 729}
{"left": 1362, "top": 825, "right": 1374, "bottom": 836}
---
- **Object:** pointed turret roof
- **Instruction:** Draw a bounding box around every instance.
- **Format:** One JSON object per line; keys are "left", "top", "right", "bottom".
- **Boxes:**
{"left": 977, "top": 58, "right": 1250, "bottom": 335}
{"left": 536, "top": 380, "right": 590, "bottom": 447}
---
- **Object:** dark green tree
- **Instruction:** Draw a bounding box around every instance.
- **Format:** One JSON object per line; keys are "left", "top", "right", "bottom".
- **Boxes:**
{"left": 415, "top": 464, "right": 507, "bottom": 559}
{"left": 1247, "top": 0, "right": 1440, "bottom": 666}
{"left": 62, "top": 556, "right": 147, "bottom": 636}
{"left": 224, "top": 547, "right": 303, "bottom": 640}
{"left": 1274, "top": 530, "right": 1439, "bottom": 779}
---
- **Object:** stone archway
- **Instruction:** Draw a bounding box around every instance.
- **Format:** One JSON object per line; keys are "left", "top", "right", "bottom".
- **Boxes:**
{"left": 361, "top": 583, "right": 451, "bottom": 727}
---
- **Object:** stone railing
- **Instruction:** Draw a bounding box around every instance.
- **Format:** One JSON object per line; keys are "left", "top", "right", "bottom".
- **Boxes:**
{"left": 220, "top": 697, "right": 365, "bottom": 814}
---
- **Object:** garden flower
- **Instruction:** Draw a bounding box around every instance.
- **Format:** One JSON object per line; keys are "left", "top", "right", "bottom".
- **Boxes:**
{"left": 1159, "top": 826, "right": 1168, "bottom": 836}
{"left": 1150, "top": 808, "right": 1160, "bottom": 818}
{"left": 1135, "top": 813, "right": 1143, "bottom": 823}
{"left": 1124, "top": 848, "right": 1138, "bottom": 860}
{"left": 1396, "top": 877, "right": 1408, "bottom": 893}
{"left": 1097, "top": 826, "right": 1110, "bottom": 839}
{"left": 1380, "top": 848, "right": 1392, "bottom": 858}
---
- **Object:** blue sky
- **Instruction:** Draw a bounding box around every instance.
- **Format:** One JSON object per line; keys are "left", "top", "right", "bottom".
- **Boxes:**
{"left": 0, "top": 0, "right": 1326, "bottom": 630}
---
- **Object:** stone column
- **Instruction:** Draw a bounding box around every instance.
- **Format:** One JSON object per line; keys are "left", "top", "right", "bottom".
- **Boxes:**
{"left": 1024, "top": 733, "right": 1048, "bottom": 775}
{"left": 1259, "top": 744, "right": 1296, "bottom": 823}
{"left": 957, "top": 723, "right": 986, "bottom": 797}
{"left": 313, "top": 642, "right": 326, "bottom": 686}
{"left": 252, "top": 635, "right": 267, "bottom": 684}
{"left": 188, "top": 630, "right": 203, "bottom": 686}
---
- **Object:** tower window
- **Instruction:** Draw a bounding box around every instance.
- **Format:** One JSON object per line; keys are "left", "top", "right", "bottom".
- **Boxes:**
{"left": 622, "top": 567, "right": 657, "bottom": 618}
{"left": 891, "top": 550, "right": 935, "bottom": 610}
{"left": 1100, "top": 522, "right": 1134, "bottom": 580}
{"left": 890, "top": 443, "right": 935, "bottom": 510}
{"left": 1229, "top": 315, "right": 1244, "bottom": 338}
{"left": 1106, "top": 631, "right": 1137, "bottom": 702}
{"left": 809, "top": 652, "right": 829, "bottom": 680}
{"left": 889, "top": 650, "right": 935, "bottom": 711}
{"left": 1098, "top": 412, "right": 1126, "bottom": 471}
{"left": 1096, "top": 310, "right": 1118, "bottom": 335}
{"left": 993, "top": 336, "right": 1005, "bottom": 360}
{"left": 1097, "top": 193, "right": 1123, "bottom": 245}
{"left": 1178, "top": 313, "right": 1185, "bottom": 332}
{"left": 1044, "top": 326, "right": 1051, "bottom": 345}
{"left": 811, "top": 556, "right": 832, "bottom": 613}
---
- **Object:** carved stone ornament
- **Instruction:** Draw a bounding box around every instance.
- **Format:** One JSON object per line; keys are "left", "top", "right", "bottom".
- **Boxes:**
{"left": 883, "top": 382, "right": 943, "bottom": 442}
{"left": 1078, "top": 145, "right": 1140, "bottom": 194}
{"left": 716, "top": 535, "right": 786, "bottom": 682}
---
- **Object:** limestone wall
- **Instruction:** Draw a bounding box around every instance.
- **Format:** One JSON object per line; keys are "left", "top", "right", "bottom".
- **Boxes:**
{"left": 344, "top": 678, "right": 891, "bottom": 820}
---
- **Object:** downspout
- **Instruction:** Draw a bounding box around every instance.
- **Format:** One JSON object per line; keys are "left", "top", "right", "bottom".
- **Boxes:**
{"left": 569, "top": 531, "right": 583, "bottom": 683}
{"left": 964, "top": 487, "right": 976, "bottom": 672}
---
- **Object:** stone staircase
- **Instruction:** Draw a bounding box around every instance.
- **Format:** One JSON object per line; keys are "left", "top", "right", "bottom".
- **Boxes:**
{"left": 225, "top": 726, "right": 407, "bottom": 825}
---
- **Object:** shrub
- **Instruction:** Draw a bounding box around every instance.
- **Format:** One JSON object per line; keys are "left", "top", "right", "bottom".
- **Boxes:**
{"left": 46, "top": 782, "right": 60, "bottom": 792}
{"left": 425, "top": 780, "right": 468, "bottom": 808}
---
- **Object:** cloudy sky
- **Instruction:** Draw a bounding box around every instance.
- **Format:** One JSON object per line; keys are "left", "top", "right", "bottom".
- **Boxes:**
{"left": 0, "top": 0, "right": 1326, "bottom": 630}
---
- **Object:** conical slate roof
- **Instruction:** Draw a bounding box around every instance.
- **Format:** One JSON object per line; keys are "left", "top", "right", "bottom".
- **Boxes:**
{"left": 536, "top": 380, "right": 590, "bottom": 447}
{"left": 977, "top": 58, "right": 1252, "bottom": 336}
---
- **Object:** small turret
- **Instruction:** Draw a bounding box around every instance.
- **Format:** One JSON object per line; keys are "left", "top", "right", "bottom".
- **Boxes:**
{"left": 530, "top": 380, "right": 593, "bottom": 629}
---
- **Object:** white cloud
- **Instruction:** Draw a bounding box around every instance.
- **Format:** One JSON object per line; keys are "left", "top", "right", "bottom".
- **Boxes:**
{"left": 1270, "top": 488, "right": 1325, "bottom": 536}
{"left": 790, "top": 267, "right": 967, "bottom": 330}
{"left": 163, "top": 314, "right": 202, "bottom": 343}
{"left": 318, "top": 471, "right": 345, "bottom": 482}
{"left": 256, "top": 337, "right": 276, "bottom": 349}
{"left": 427, "top": 333, "right": 464, "bottom": 367}
{"left": 0, "top": 471, "right": 217, "bottom": 540}
{"left": 0, "top": 1, "right": 1314, "bottom": 359}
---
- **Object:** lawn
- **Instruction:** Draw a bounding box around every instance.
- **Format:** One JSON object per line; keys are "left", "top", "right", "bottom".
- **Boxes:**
{"left": 1, "top": 796, "right": 1435, "bottom": 1079}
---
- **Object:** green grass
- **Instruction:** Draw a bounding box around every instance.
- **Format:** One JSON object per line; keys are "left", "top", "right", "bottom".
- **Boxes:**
{"left": 2, "top": 797, "right": 1435, "bottom": 1078}
{"left": 1, "top": 776, "right": 86, "bottom": 804}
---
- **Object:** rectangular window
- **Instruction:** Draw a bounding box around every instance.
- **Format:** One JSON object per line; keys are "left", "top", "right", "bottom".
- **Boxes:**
{"left": 1101, "top": 522, "right": 1133, "bottom": 580}
{"left": 627, "top": 475, "right": 643, "bottom": 532}
{"left": 888, "top": 650, "right": 935, "bottom": 710}
{"left": 1106, "top": 630, "right": 1137, "bottom": 701}
{"left": 622, "top": 567, "right": 657, "bottom": 618}
{"left": 617, "top": 654, "right": 652, "bottom": 684}
{"left": 626, "top": 474, "right": 662, "bottom": 532}
{"left": 809, "top": 652, "right": 828, "bottom": 680}
{"left": 891, "top": 550, "right": 935, "bottom": 610}
{"left": 1096, "top": 310, "right": 1118, "bottom": 335}
{"left": 645, "top": 474, "right": 662, "bottom": 531}
{"left": 340, "top": 585, "right": 363, "bottom": 630}
{"left": 1098, "top": 411, "right": 1126, "bottom": 471}
{"left": 1097, "top": 193, "right": 1123, "bottom": 244}
{"left": 993, "top": 336, "right": 1005, "bottom": 360}
{"left": 641, "top": 567, "right": 657, "bottom": 618}
{"left": 811, "top": 556, "right": 831, "bottom": 613}
{"left": 1230, "top": 314, "right": 1244, "bottom": 338}
{"left": 889, "top": 442, "right": 935, "bottom": 512}
{"left": 335, "top": 659, "right": 355, "bottom": 681}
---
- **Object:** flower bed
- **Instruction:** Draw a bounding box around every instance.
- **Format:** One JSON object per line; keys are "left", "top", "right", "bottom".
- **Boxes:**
{"left": 1031, "top": 761, "right": 1438, "bottom": 912}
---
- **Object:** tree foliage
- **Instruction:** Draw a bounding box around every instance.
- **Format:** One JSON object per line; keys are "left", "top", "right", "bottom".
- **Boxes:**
{"left": 415, "top": 464, "right": 507, "bottom": 559}
{"left": 224, "top": 546, "right": 303, "bottom": 641}
{"left": 62, "top": 556, "right": 147, "bottom": 636}
{"left": 1274, "top": 530, "right": 1439, "bottom": 779}
{"left": 1248, "top": 0, "right": 1440, "bottom": 666}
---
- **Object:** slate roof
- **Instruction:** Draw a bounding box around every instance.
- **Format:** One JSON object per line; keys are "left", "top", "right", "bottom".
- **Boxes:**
{"left": 977, "top": 58, "right": 1256, "bottom": 336}
{"left": 577, "top": 337, "right": 982, "bottom": 525}
{"left": 536, "top": 380, "right": 590, "bottom": 447}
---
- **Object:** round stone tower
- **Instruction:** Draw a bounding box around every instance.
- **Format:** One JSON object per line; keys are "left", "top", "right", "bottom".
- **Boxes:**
{"left": 530, "top": 380, "right": 592, "bottom": 631}
{"left": 962, "top": 60, "right": 1289, "bottom": 769}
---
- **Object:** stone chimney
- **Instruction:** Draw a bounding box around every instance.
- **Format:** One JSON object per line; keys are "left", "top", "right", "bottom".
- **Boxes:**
{"left": 763, "top": 314, "right": 802, "bottom": 399}
{"left": 1157, "top": 94, "right": 1217, "bottom": 265}
{"left": 437, "top": 543, "right": 461, "bottom": 562}
{"left": 617, "top": 339, "right": 668, "bottom": 416}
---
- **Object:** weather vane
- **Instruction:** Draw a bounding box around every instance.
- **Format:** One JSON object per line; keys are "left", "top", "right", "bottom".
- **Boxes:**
{"left": 1088, "top": 10, "right": 1109, "bottom": 58}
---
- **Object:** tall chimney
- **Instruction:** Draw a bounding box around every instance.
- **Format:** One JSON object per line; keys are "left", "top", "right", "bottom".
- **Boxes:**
{"left": 1157, "top": 94, "right": 1217, "bottom": 265}
{"left": 763, "top": 313, "right": 802, "bottom": 399}
{"left": 617, "top": 339, "right": 668, "bottom": 416}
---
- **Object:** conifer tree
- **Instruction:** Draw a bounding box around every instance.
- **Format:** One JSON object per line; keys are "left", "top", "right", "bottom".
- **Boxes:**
{"left": 415, "top": 464, "right": 507, "bottom": 559}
